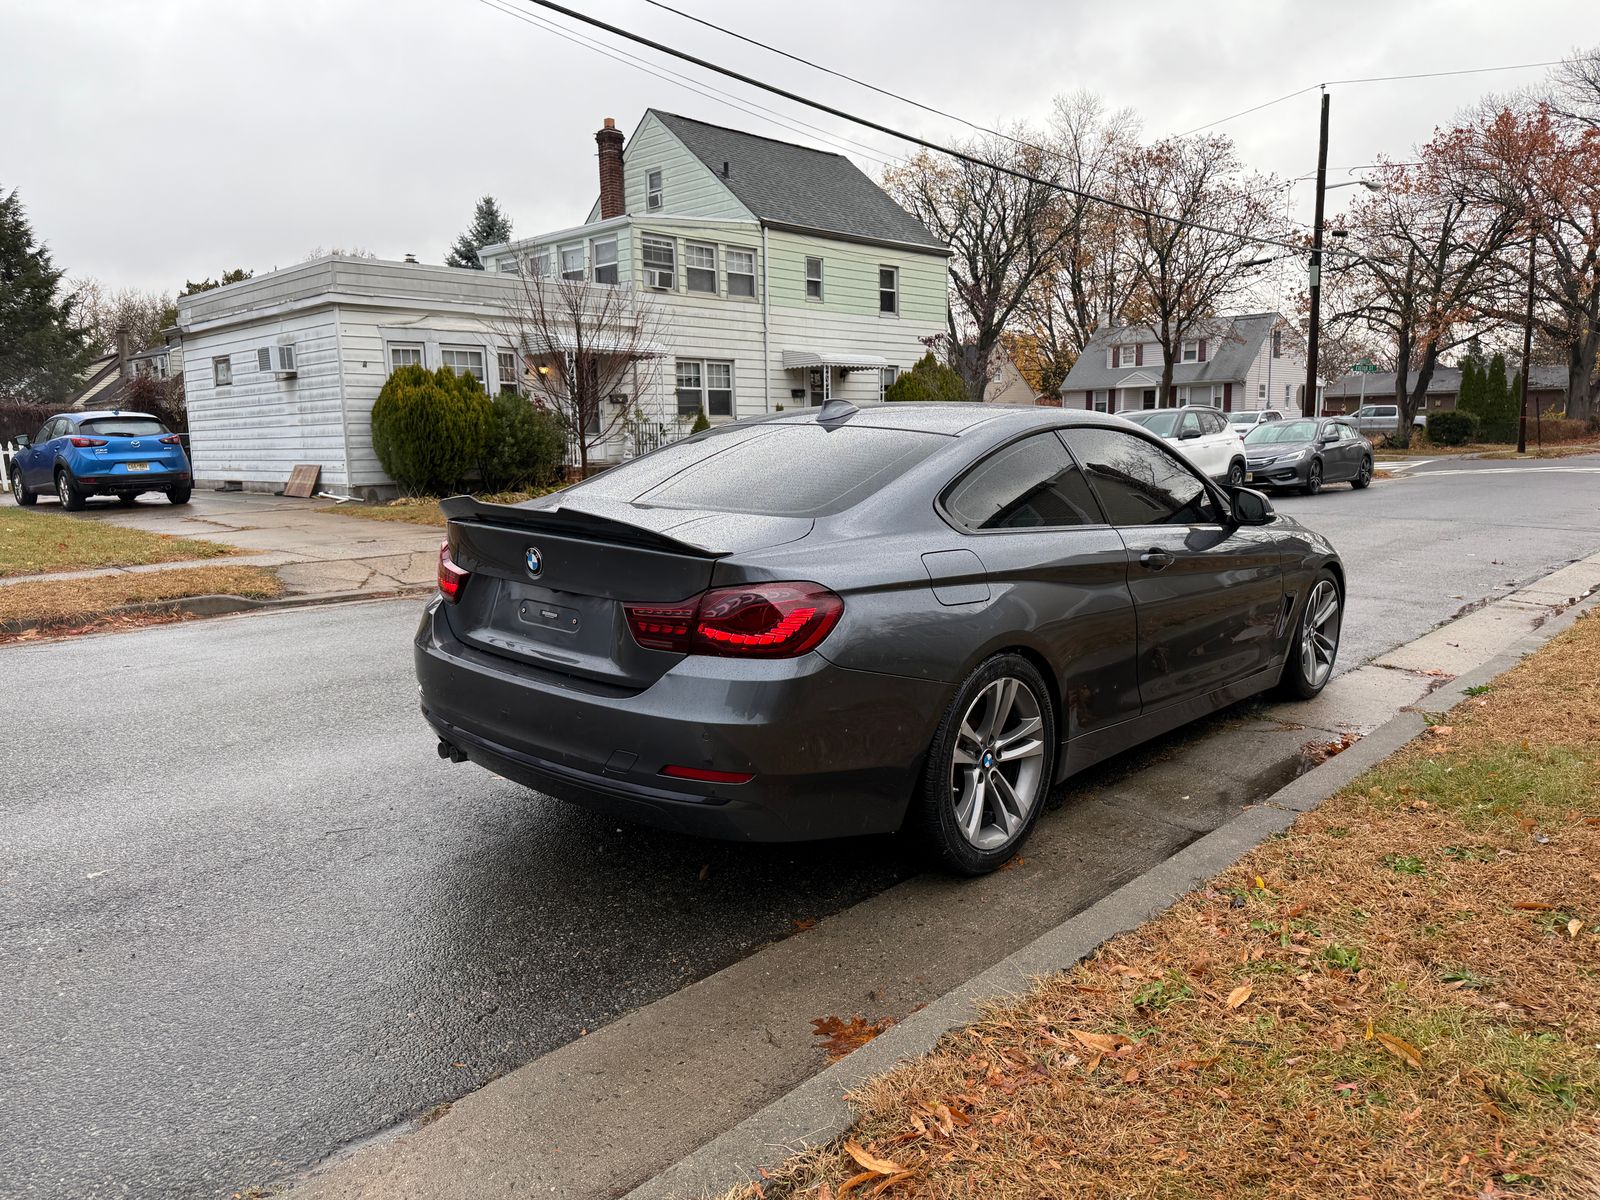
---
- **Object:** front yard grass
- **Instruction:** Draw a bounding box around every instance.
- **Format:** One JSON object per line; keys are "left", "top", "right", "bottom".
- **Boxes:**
{"left": 0, "top": 564, "right": 282, "bottom": 632}
{"left": 0, "top": 508, "right": 234, "bottom": 578}
{"left": 739, "top": 611, "right": 1600, "bottom": 1200}
{"left": 317, "top": 488, "right": 561, "bottom": 528}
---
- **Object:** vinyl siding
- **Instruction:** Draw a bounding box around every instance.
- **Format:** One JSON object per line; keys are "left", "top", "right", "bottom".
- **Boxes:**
{"left": 764, "top": 229, "right": 945, "bottom": 324}
{"left": 623, "top": 112, "right": 753, "bottom": 221}
{"left": 1241, "top": 333, "right": 1307, "bottom": 412}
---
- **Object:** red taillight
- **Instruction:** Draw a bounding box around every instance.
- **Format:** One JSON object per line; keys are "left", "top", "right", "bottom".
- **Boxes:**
{"left": 159, "top": 434, "right": 183, "bottom": 445}
{"left": 660, "top": 764, "right": 755, "bottom": 784}
{"left": 69, "top": 436, "right": 108, "bottom": 447}
{"left": 624, "top": 582, "right": 843, "bottom": 658}
{"left": 437, "top": 539, "right": 469, "bottom": 603}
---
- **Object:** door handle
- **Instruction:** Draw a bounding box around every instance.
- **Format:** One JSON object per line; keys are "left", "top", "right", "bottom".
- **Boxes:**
{"left": 1139, "top": 548, "right": 1173, "bottom": 571}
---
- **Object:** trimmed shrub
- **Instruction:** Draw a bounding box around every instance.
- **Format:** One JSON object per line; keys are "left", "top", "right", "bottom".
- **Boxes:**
{"left": 883, "top": 352, "right": 967, "bottom": 403}
{"left": 690, "top": 408, "right": 711, "bottom": 434}
{"left": 0, "top": 397, "right": 56, "bottom": 443}
{"left": 1426, "top": 410, "right": 1478, "bottom": 446}
{"left": 478, "top": 396, "right": 567, "bottom": 491}
{"left": 370, "top": 364, "right": 492, "bottom": 494}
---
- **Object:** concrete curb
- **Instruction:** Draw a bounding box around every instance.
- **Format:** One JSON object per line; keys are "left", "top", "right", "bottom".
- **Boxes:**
{"left": 0, "top": 585, "right": 434, "bottom": 636}
{"left": 627, "top": 589, "right": 1600, "bottom": 1200}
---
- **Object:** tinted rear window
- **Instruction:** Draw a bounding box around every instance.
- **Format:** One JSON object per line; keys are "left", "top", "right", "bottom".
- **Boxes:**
{"left": 80, "top": 417, "right": 168, "bottom": 437}
{"left": 589, "top": 424, "right": 944, "bottom": 518}
{"left": 1123, "top": 411, "right": 1179, "bottom": 437}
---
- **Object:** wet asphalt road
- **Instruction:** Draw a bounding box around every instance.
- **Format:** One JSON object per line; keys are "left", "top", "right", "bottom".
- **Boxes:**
{"left": 4, "top": 458, "right": 1600, "bottom": 1199}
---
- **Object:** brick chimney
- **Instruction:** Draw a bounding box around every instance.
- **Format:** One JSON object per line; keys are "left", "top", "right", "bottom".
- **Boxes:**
{"left": 596, "top": 117, "right": 625, "bottom": 220}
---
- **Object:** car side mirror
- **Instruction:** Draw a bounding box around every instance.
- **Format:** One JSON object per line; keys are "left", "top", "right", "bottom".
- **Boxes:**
{"left": 15, "top": 434, "right": 30, "bottom": 448}
{"left": 1320, "top": 431, "right": 1339, "bottom": 444}
{"left": 1227, "top": 486, "right": 1274, "bottom": 526}
{"left": 1179, "top": 428, "right": 1202, "bottom": 440}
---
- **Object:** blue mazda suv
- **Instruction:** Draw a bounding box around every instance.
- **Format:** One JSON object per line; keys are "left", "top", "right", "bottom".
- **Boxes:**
{"left": 9, "top": 410, "right": 192, "bottom": 510}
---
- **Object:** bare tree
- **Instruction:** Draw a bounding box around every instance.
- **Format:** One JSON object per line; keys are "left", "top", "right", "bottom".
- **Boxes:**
{"left": 490, "top": 274, "right": 665, "bottom": 474}
{"left": 71, "top": 279, "right": 173, "bottom": 355}
{"left": 1117, "top": 134, "right": 1286, "bottom": 405}
{"left": 1551, "top": 44, "right": 1600, "bottom": 130}
{"left": 883, "top": 129, "right": 1073, "bottom": 400}
{"left": 1013, "top": 92, "right": 1142, "bottom": 395}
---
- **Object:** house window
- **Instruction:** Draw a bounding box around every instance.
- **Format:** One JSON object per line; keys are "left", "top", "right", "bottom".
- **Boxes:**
{"left": 675, "top": 359, "right": 735, "bottom": 418}
{"left": 647, "top": 169, "right": 663, "bottom": 211}
{"left": 560, "top": 244, "right": 585, "bottom": 282}
{"left": 1092, "top": 390, "right": 1109, "bottom": 412}
{"left": 878, "top": 266, "right": 898, "bottom": 315}
{"left": 880, "top": 365, "right": 898, "bottom": 400}
{"left": 642, "top": 237, "right": 675, "bottom": 289}
{"left": 529, "top": 250, "right": 552, "bottom": 279}
{"left": 1258, "top": 382, "right": 1267, "bottom": 400}
{"left": 1181, "top": 341, "right": 1199, "bottom": 363}
{"left": 1271, "top": 329, "right": 1283, "bottom": 358}
{"left": 591, "top": 237, "right": 618, "bottom": 285}
{"left": 1284, "top": 383, "right": 1293, "bottom": 406}
{"left": 805, "top": 256, "right": 823, "bottom": 300}
{"left": 685, "top": 242, "right": 718, "bottom": 294}
{"left": 727, "top": 247, "right": 756, "bottom": 298}
{"left": 213, "top": 356, "right": 232, "bottom": 386}
{"left": 496, "top": 350, "right": 521, "bottom": 395}
{"left": 497, "top": 259, "right": 520, "bottom": 274}
{"left": 389, "top": 344, "right": 424, "bottom": 372}
{"left": 441, "top": 346, "right": 487, "bottom": 390}
{"left": 1113, "top": 344, "right": 1138, "bottom": 368}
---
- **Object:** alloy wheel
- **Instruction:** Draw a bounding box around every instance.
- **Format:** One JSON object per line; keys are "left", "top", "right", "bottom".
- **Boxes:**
{"left": 950, "top": 676, "right": 1046, "bottom": 851}
{"left": 1299, "top": 579, "right": 1340, "bottom": 690}
{"left": 56, "top": 474, "right": 70, "bottom": 505}
{"left": 1228, "top": 460, "right": 1245, "bottom": 487}
{"left": 9, "top": 472, "right": 21, "bottom": 503}
{"left": 1306, "top": 462, "right": 1322, "bottom": 494}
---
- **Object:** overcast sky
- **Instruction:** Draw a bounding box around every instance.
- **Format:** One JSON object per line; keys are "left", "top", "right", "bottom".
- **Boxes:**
{"left": 3, "top": 0, "right": 1589, "bottom": 298}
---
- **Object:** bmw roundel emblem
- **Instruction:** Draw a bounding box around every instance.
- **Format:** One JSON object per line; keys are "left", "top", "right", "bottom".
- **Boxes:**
{"left": 525, "top": 546, "right": 543, "bottom": 577}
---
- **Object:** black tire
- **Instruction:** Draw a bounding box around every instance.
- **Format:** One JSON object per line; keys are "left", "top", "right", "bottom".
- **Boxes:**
{"left": 915, "top": 653, "right": 1057, "bottom": 875}
{"left": 1226, "top": 459, "right": 1246, "bottom": 487}
{"left": 55, "top": 469, "right": 86, "bottom": 511}
{"left": 117, "top": 492, "right": 139, "bottom": 506}
{"left": 1301, "top": 460, "right": 1323, "bottom": 496}
{"left": 1351, "top": 456, "right": 1373, "bottom": 489}
{"left": 10, "top": 468, "right": 36, "bottom": 506}
{"left": 1278, "top": 570, "right": 1342, "bottom": 700}
{"left": 167, "top": 486, "right": 192, "bottom": 505}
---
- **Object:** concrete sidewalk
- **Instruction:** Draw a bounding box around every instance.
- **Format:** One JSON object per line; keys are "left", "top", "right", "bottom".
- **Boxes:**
{"left": 2, "top": 490, "right": 440, "bottom": 597}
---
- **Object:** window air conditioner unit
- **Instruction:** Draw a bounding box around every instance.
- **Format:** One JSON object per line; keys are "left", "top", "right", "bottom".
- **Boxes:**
{"left": 274, "top": 345, "right": 298, "bottom": 379}
{"left": 645, "top": 269, "right": 673, "bottom": 290}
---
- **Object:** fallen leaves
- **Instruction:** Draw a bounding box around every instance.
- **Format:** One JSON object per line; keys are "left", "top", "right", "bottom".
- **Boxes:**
{"left": 843, "top": 1142, "right": 903, "bottom": 1175}
{"left": 813, "top": 1015, "right": 897, "bottom": 1063}
{"left": 1225, "top": 982, "right": 1254, "bottom": 1010}
{"left": 1372, "top": 1031, "right": 1425, "bottom": 1069}
{"left": 1067, "top": 1030, "right": 1131, "bottom": 1055}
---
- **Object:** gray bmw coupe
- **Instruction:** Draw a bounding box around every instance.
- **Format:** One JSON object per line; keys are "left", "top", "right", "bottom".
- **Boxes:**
{"left": 416, "top": 402, "right": 1343, "bottom": 874}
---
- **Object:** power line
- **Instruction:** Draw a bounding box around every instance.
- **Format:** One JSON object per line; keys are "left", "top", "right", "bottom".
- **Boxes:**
{"left": 511, "top": 0, "right": 1318, "bottom": 255}
{"left": 475, "top": 0, "right": 907, "bottom": 170}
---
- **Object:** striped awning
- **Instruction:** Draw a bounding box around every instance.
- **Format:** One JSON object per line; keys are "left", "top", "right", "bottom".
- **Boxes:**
{"left": 781, "top": 349, "right": 892, "bottom": 371}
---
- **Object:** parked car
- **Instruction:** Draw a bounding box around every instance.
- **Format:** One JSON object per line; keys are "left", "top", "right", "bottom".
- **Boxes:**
{"left": 417, "top": 403, "right": 1343, "bottom": 875}
{"left": 1226, "top": 409, "right": 1284, "bottom": 433}
{"left": 1244, "top": 417, "right": 1373, "bottom": 494}
{"left": 1348, "top": 404, "right": 1427, "bottom": 436}
{"left": 10, "top": 411, "right": 192, "bottom": 510}
{"left": 1117, "top": 405, "right": 1248, "bottom": 486}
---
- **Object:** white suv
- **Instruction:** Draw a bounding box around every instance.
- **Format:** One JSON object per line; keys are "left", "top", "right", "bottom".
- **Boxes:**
{"left": 1118, "top": 406, "right": 1249, "bottom": 486}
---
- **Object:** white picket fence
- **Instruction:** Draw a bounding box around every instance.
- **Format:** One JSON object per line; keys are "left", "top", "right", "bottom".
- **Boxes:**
{"left": 0, "top": 440, "right": 14, "bottom": 494}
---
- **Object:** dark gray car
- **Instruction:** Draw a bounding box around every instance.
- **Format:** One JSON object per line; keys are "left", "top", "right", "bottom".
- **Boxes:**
{"left": 416, "top": 403, "right": 1343, "bottom": 874}
{"left": 1244, "top": 417, "right": 1374, "bottom": 495}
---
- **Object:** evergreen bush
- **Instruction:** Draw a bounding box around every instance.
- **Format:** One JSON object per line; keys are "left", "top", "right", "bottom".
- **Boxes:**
{"left": 370, "top": 364, "right": 492, "bottom": 494}
{"left": 478, "top": 396, "right": 567, "bottom": 491}
{"left": 690, "top": 408, "right": 711, "bottom": 433}
{"left": 883, "top": 352, "right": 967, "bottom": 403}
{"left": 1426, "top": 410, "right": 1478, "bottom": 446}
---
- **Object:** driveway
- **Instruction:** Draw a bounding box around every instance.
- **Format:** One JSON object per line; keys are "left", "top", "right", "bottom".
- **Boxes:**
{"left": 4, "top": 462, "right": 1600, "bottom": 1198}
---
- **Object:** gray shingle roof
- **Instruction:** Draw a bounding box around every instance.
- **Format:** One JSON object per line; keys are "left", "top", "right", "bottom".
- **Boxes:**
{"left": 1059, "top": 313, "right": 1280, "bottom": 394}
{"left": 649, "top": 110, "right": 946, "bottom": 252}
{"left": 1323, "top": 363, "right": 1569, "bottom": 399}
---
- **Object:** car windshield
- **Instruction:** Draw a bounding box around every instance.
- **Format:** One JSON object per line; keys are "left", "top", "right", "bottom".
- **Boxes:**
{"left": 1227, "top": 413, "right": 1257, "bottom": 425}
{"left": 80, "top": 417, "right": 168, "bottom": 438}
{"left": 1245, "top": 419, "right": 1320, "bottom": 444}
{"left": 1121, "top": 411, "right": 1180, "bottom": 437}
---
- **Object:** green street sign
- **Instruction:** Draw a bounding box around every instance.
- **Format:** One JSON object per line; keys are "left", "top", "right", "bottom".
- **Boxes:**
{"left": 1352, "top": 359, "right": 1378, "bottom": 373}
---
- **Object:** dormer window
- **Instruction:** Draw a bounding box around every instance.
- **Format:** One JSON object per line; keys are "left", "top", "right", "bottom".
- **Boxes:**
{"left": 647, "top": 169, "right": 664, "bottom": 211}
{"left": 1112, "top": 344, "right": 1138, "bottom": 368}
{"left": 1181, "top": 341, "right": 1199, "bottom": 363}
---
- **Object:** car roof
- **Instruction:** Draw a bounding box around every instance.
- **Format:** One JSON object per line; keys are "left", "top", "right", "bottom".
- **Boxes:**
{"left": 761, "top": 403, "right": 1133, "bottom": 437}
{"left": 50, "top": 410, "right": 161, "bottom": 423}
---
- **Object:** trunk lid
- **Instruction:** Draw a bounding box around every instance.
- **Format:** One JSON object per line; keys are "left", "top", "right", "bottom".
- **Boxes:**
{"left": 441, "top": 495, "right": 812, "bottom": 689}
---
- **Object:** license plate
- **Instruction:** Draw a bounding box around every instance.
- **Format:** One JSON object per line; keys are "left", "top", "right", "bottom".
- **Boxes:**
{"left": 1245, "top": 471, "right": 1254, "bottom": 482}
{"left": 127, "top": 462, "right": 150, "bottom": 472}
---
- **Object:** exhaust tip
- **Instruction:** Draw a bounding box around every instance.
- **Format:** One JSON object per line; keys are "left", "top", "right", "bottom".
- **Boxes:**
{"left": 437, "top": 740, "right": 468, "bottom": 764}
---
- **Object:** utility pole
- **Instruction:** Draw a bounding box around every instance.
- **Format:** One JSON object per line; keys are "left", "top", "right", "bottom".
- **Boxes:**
{"left": 1303, "top": 90, "right": 1330, "bottom": 419}
{"left": 1517, "top": 232, "right": 1535, "bottom": 455}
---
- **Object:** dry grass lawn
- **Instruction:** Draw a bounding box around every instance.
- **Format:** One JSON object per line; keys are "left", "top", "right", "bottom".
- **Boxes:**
{"left": 318, "top": 488, "right": 563, "bottom": 528}
{"left": 0, "top": 564, "right": 282, "bottom": 630}
{"left": 737, "top": 612, "right": 1600, "bottom": 1200}
{"left": 0, "top": 508, "right": 234, "bottom": 577}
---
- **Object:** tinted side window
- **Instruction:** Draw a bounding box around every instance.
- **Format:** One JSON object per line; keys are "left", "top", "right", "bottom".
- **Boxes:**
{"left": 1178, "top": 411, "right": 1201, "bottom": 437}
{"left": 944, "top": 431, "right": 1104, "bottom": 530}
{"left": 1063, "top": 428, "right": 1221, "bottom": 527}
{"left": 1203, "top": 412, "right": 1227, "bottom": 434}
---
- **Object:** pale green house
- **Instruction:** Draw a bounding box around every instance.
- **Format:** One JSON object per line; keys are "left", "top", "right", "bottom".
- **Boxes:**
{"left": 480, "top": 110, "right": 950, "bottom": 438}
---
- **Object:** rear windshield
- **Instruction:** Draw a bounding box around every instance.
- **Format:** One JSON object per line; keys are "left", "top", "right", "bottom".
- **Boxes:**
{"left": 80, "top": 417, "right": 169, "bottom": 438}
{"left": 1122, "top": 411, "right": 1179, "bottom": 437}
{"left": 1246, "top": 419, "right": 1319, "bottom": 444}
{"left": 580, "top": 423, "right": 945, "bottom": 518}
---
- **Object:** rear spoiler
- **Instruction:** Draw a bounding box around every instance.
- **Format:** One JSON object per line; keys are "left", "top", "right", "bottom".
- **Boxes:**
{"left": 440, "top": 495, "right": 726, "bottom": 558}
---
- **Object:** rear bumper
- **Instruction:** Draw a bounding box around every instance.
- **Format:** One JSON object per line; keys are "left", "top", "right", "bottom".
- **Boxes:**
{"left": 413, "top": 599, "right": 950, "bottom": 842}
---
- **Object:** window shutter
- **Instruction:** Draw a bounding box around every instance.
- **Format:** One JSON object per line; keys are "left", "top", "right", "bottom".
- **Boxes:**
{"left": 1223, "top": 382, "right": 1233, "bottom": 412}
{"left": 1085, "top": 390, "right": 1093, "bottom": 409}
{"left": 1135, "top": 343, "right": 1144, "bottom": 367}
{"left": 1198, "top": 339, "right": 1208, "bottom": 362}
{"left": 257, "top": 348, "right": 271, "bottom": 372}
